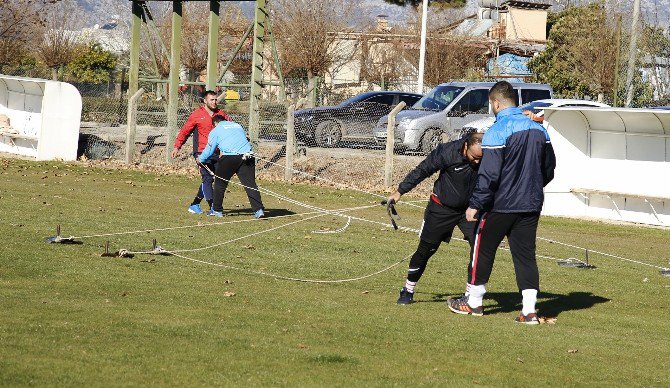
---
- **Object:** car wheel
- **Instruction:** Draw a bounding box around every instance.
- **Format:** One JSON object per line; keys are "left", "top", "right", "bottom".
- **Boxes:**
{"left": 420, "top": 129, "right": 443, "bottom": 154}
{"left": 315, "top": 121, "right": 342, "bottom": 147}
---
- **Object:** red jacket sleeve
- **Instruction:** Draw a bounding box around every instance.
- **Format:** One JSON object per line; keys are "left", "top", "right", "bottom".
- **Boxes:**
{"left": 174, "top": 111, "right": 199, "bottom": 149}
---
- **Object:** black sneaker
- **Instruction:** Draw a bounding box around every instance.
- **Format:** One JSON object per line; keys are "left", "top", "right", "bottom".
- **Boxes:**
{"left": 514, "top": 312, "right": 540, "bottom": 325}
{"left": 397, "top": 287, "right": 414, "bottom": 305}
{"left": 446, "top": 295, "right": 484, "bottom": 316}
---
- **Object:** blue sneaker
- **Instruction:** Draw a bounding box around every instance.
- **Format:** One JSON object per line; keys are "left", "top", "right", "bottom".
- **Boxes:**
{"left": 254, "top": 208, "right": 265, "bottom": 219}
{"left": 188, "top": 204, "right": 203, "bottom": 214}
{"left": 207, "top": 209, "right": 224, "bottom": 217}
{"left": 397, "top": 287, "right": 414, "bottom": 305}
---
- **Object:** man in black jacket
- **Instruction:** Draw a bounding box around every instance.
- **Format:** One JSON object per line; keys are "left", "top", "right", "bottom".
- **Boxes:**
{"left": 388, "top": 132, "right": 483, "bottom": 304}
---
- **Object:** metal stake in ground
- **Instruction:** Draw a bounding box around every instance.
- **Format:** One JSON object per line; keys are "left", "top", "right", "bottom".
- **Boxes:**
{"left": 46, "top": 225, "right": 79, "bottom": 244}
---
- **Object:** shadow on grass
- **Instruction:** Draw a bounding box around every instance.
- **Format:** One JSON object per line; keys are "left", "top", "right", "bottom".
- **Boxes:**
{"left": 416, "top": 291, "right": 610, "bottom": 317}
{"left": 224, "top": 208, "right": 297, "bottom": 217}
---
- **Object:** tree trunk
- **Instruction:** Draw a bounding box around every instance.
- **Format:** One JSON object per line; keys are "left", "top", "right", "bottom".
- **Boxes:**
{"left": 51, "top": 67, "right": 58, "bottom": 81}
{"left": 307, "top": 70, "right": 316, "bottom": 108}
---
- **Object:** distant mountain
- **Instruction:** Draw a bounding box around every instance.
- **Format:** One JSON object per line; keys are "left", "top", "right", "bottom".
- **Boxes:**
{"left": 73, "top": 0, "right": 668, "bottom": 31}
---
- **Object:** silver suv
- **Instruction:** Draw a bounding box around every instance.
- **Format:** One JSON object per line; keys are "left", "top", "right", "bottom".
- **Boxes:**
{"left": 373, "top": 81, "right": 553, "bottom": 153}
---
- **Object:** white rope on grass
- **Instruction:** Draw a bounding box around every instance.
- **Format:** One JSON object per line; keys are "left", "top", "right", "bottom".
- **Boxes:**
{"left": 168, "top": 250, "right": 412, "bottom": 284}
{"left": 312, "top": 216, "right": 352, "bottom": 234}
{"left": 125, "top": 203, "right": 378, "bottom": 255}
{"left": 73, "top": 204, "right": 377, "bottom": 240}
{"left": 537, "top": 237, "right": 668, "bottom": 270}
{"left": 167, "top": 213, "right": 325, "bottom": 254}
{"left": 75, "top": 211, "right": 318, "bottom": 239}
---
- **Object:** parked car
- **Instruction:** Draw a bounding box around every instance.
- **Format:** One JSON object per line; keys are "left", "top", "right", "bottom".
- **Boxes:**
{"left": 294, "top": 91, "right": 423, "bottom": 147}
{"left": 373, "top": 81, "right": 553, "bottom": 154}
{"left": 460, "top": 99, "right": 611, "bottom": 134}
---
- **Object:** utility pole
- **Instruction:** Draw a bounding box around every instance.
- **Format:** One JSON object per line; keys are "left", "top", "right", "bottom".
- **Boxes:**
{"left": 416, "top": 0, "right": 428, "bottom": 94}
{"left": 167, "top": 1, "right": 183, "bottom": 163}
{"left": 624, "top": 0, "right": 641, "bottom": 107}
{"left": 205, "top": 1, "right": 220, "bottom": 91}
{"left": 613, "top": 15, "right": 621, "bottom": 107}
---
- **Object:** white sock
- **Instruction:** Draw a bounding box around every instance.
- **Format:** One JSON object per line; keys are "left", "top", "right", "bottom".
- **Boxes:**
{"left": 521, "top": 289, "right": 538, "bottom": 315}
{"left": 466, "top": 284, "right": 486, "bottom": 308}
{"left": 404, "top": 280, "right": 417, "bottom": 293}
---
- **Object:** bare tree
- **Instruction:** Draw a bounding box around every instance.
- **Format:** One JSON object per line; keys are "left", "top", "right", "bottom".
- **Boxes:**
{"left": 405, "top": 36, "right": 488, "bottom": 85}
{"left": 36, "top": 2, "right": 83, "bottom": 80}
{"left": 180, "top": 3, "right": 209, "bottom": 83}
{"left": 271, "top": 0, "right": 359, "bottom": 86}
{"left": 0, "top": 0, "right": 54, "bottom": 73}
{"left": 218, "top": 4, "right": 252, "bottom": 77}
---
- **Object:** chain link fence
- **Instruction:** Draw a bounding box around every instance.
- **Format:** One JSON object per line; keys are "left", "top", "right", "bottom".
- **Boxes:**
{"left": 2, "top": 70, "right": 440, "bottom": 199}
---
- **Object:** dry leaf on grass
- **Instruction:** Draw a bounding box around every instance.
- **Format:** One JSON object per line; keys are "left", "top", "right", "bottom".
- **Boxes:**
{"left": 539, "top": 317, "right": 557, "bottom": 325}
{"left": 297, "top": 343, "right": 308, "bottom": 349}
{"left": 223, "top": 291, "right": 236, "bottom": 297}
{"left": 567, "top": 349, "right": 578, "bottom": 354}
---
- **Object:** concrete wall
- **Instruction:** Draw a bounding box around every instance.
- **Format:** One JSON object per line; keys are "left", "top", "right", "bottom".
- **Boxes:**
{"left": 503, "top": 8, "right": 547, "bottom": 42}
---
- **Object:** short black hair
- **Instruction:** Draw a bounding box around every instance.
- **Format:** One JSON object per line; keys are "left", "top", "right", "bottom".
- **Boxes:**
{"left": 488, "top": 81, "right": 518, "bottom": 106}
{"left": 212, "top": 115, "right": 225, "bottom": 125}
{"left": 202, "top": 90, "right": 217, "bottom": 99}
{"left": 466, "top": 132, "right": 483, "bottom": 147}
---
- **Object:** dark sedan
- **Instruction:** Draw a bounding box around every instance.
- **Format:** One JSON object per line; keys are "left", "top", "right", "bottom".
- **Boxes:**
{"left": 294, "top": 91, "right": 422, "bottom": 147}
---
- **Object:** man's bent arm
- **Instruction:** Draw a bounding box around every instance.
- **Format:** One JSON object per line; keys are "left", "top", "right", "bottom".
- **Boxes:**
{"left": 397, "top": 145, "right": 450, "bottom": 194}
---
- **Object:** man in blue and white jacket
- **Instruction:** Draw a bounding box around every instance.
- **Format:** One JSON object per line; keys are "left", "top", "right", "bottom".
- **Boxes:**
{"left": 447, "top": 81, "right": 556, "bottom": 324}
{"left": 198, "top": 116, "right": 265, "bottom": 218}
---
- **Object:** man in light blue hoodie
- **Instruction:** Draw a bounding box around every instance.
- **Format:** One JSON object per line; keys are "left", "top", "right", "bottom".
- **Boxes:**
{"left": 198, "top": 116, "right": 265, "bottom": 218}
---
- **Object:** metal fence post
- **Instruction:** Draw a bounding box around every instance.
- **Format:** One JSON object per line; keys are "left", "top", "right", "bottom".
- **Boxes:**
{"left": 384, "top": 101, "right": 406, "bottom": 187}
{"left": 285, "top": 104, "right": 296, "bottom": 181}
{"left": 125, "top": 88, "right": 145, "bottom": 164}
{"left": 166, "top": 1, "right": 182, "bottom": 163}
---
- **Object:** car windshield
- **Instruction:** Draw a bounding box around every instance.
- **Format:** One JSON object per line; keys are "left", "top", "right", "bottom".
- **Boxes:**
{"left": 412, "top": 86, "right": 464, "bottom": 111}
{"left": 520, "top": 101, "right": 553, "bottom": 114}
{"left": 336, "top": 94, "right": 371, "bottom": 107}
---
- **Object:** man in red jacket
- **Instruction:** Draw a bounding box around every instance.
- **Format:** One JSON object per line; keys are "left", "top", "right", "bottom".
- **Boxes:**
{"left": 171, "top": 90, "right": 231, "bottom": 214}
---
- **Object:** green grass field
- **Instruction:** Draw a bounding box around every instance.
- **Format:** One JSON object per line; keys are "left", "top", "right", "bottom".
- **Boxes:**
{"left": 1, "top": 158, "right": 669, "bottom": 386}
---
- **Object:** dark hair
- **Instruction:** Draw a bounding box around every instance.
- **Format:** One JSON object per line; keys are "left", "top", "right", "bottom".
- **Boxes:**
{"left": 212, "top": 115, "right": 225, "bottom": 125}
{"left": 202, "top": 90, "right": 217, "bottom": 99}
{"left": 466, "top": 132, "right": 483, "bottom": 147}
{"left": 488, "top": 81, "right": 518, "bottom": 106}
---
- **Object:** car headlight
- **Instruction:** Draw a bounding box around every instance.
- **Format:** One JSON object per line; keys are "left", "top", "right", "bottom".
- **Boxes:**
{"left": 397, "top": 118, "right": 412, "bottom": 129}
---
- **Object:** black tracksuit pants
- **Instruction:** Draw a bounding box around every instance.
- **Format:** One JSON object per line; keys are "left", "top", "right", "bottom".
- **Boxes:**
{"left": 212, "top": 155, "right": 264, "bottom": 213}
{"left": 406, "top": 201, "right": 476, "bottom": 283}
{"left": 468, "top": 212, "right": 540, "bottom": 291}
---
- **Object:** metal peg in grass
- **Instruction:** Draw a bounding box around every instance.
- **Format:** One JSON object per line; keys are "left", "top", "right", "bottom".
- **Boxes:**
{"left": 150, "top": 239, "right": 169, "bottom": 255}
{"left": 557, "top": 248, "right": 596, "bottom": 269}
{"left": 45, "top": 224, "right": 80, "bottom": 244}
